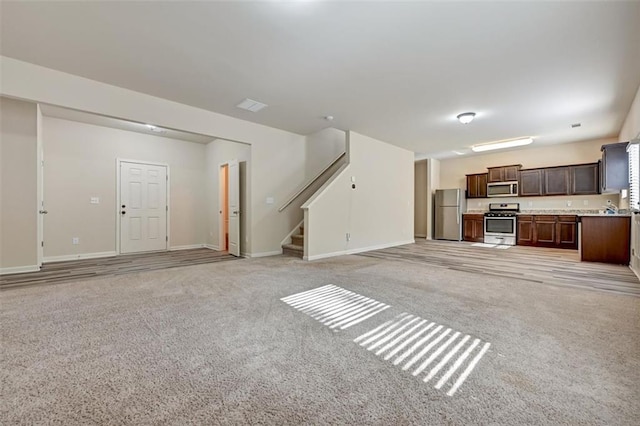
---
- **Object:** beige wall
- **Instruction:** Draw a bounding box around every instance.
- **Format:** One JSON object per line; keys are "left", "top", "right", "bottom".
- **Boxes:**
{"left": 440, "top": 137, "right": 619, "bottom": 211}
{"left": 426, "top": 158, "right": 440, "bottom": 239}
{"left": 414, "top": 160, "right": 428, "bottom": 237}
{"left": 43, "top": 116, "right": 208, "bottom": 259}
{"left": 205, "top": 139, "right": 251, "bottom": 252}
{"left": 1, "top": 57, "right": 309, "bottom": 257}
{"left": 303, "top": 131, "right": 414, "bottom": 260}
{"left": 619, "top": 84, "right": 640, "bottom": 276}
{"left": 305, "top": 127, "right": 346, "bottom": 179}
{"left": 0, "top": 97, "right": 38, "bottom": 272}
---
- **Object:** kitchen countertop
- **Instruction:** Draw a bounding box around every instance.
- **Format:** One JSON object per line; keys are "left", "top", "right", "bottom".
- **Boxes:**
{"left": 466, "top": 209, "right": 631, "bottom": 217}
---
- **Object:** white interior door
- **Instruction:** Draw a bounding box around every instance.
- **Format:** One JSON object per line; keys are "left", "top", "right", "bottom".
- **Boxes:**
{"left": 227, "top": 159, "right": 240, "bottom": 256}
{"left": 120, "top": 161, "right": 168, "bottom": 254}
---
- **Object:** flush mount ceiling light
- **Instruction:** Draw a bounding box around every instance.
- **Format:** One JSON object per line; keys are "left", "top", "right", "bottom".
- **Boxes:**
{"left": 471, "top": 137, "right": 534, "bottom": 153}
{"left": 236, "top": 98, "right": 268, "bottom": 112}
{"left": 456, "top": 112, "right": 476, "bottom": 124}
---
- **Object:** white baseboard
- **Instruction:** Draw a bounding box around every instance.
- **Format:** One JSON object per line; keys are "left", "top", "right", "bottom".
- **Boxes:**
{"left": 0, "top": 265, "right": 40, "bottom": 275}
{"left": 630, "top": 264, "right": 640, "bottom": 281}
{"left": 304, "top": 239, "right": 415, "bottom": 261}
{"left": 170, "top": 244, "right": 206, "bottom": 251}
{"left": 246, "top": 250, "right": 283, "bottom": 258}
{"left": 204, "top": 244, "right": 220, "bottom": 251}
{"left": 44, "top": 251, "right": 117, "bottom": 263}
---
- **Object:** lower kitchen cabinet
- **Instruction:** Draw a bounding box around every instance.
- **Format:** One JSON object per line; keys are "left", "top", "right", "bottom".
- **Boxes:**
{"left": 581, "top": 216, "right": 631, "bottom": 264}
{"left": 516, "top": 215, "right": 577, "bottom": 249}
{"left": 463, "top": 214, "right": 484, "bottom": 242}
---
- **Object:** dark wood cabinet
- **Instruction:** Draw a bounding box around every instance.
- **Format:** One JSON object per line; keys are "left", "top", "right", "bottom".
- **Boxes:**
{"left": 466, "top": 173, "right": 487, "bottom": 198}
{"left": 518, "top": 163, "right": 599, "bottom": 197}
{"left": 557, "top": 216, "right": 578, "bottom": 249}
{"left": 581, "top": 216, "right": 631, "bottom": 264}
{"left": 519, "top": 169, "right": 543, "bottom": 196}
{"left": 488, "top": 165, "right": 521, "bottom": 182}
{"left": 601, "top": 142, "right": 629, "bottom": 193}
{"left": 516, "top": 215, "right": 577, "bottom": 249}
{"left": 463, "top": 214, "right": 484, "bottom": 242}
{"left": 516, "top": 215, "right": 535, "bottom": 245}
{"left": 543, "top": 167, "right": 570, "bottom": 196}
{"left": 571, "top": 163, "right": 599, "bottom": 195}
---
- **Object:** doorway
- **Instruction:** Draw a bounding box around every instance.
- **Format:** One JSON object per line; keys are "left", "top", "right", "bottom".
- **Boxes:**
{"left": 219, "top": 160, "right": 240, "bottom": 256}
{"left": 117, "top": 159, "right": 169, "bottom": 254}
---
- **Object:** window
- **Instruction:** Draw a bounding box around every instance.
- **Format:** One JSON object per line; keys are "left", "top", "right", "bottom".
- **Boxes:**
{"left": 628, "top": 141, "right": 639, "bottom": 211}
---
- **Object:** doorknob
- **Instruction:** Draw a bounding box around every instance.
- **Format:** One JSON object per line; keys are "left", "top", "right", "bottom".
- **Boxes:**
{"left": 121, "top": 211, "right": 126, "bottom": 215}
{"left": 39, "top": 210, "right": 48, "bottom": 214}
{"left": 233, "top": 210, "right": 239, "bottom": 215}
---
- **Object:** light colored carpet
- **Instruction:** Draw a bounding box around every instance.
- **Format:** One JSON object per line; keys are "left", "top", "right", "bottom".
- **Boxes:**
{"left": 1, "top": 249, "right": 639, "bottom": 424}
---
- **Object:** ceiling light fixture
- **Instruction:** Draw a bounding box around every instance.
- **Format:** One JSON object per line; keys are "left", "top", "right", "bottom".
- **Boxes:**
{"left": 471, "top": 137, "right": 534, "bottom": 153}
{"left": 456, "top": 112, "right": 476, "bottom": 124}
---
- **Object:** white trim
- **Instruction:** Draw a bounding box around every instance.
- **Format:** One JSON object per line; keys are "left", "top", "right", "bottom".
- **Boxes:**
{"left": 36, "top": 104, "right": 44, "bottom": 268}
{"left": 44, "top": 251, "right": 117, "bottom": 263}
{"left": 304, "top": 239, "right": 415, "bottom": 261}
{"left": 280, "top": 219, "right": 304, "bottom": 246}
{"left": 116, "top": 158, "right": 170, "bottom": 254}
{"left": 0, "top": 265, "right": 40, "bottom": 275}
{"left": 630, "top": 265, "right": 640, "bottom": 281}
{"left": 301, "top": 163, "right": 350, "bottom": 210}
{"left": 204, "top": 244, "right": 220, "bottom": 251}
{"left": 246, "top": 250, "right": 282, "bottom": 258}
{"left": 169, "top": 244, "right": 206, "bottom": 251}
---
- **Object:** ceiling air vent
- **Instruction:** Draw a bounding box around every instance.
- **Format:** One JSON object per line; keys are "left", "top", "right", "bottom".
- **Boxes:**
{"left": 236, "top": 98, "right": 268, "bottom": 112}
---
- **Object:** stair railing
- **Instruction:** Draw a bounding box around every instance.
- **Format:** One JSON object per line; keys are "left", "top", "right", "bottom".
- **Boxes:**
{"left": 278, "top": 152, "right": 346, "bottom": 212}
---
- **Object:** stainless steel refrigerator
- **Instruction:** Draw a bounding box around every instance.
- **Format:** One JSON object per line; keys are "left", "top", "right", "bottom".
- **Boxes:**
{"left": 434, "top": 189, "right": 466, "bottom": 241}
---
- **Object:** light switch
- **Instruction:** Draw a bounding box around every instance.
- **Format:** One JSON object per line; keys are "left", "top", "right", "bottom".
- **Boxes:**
{"left": 351, "top": 176, "right": 356, "bottom": 183}
{"left": 266, "top": 197, "right": 274, "bottom": 205}
{"left": 90, "top": 197, "right": 100, "bottom": 204}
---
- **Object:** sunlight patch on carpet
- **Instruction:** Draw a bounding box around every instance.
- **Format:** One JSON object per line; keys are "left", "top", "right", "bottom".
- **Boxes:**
{"left": 281, "top": 285, "right": 390, "bottom": 332}
{"left": 355, "top": 313, "right": 491, "bottom": 396}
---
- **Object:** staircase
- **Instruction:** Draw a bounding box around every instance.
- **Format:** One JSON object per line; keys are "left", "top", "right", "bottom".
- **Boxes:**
{"left": 282, "top": 225, "right": 304, "bottom": 258}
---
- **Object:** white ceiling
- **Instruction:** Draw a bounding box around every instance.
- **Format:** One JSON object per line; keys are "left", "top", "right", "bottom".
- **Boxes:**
{"left": 1, "top": 1, "right": 639, "bottom": 158}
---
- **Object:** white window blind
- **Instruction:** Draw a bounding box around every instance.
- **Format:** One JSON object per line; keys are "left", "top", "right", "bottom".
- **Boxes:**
{"left": 628, "top": 141, "right": 639, "bottom": 211}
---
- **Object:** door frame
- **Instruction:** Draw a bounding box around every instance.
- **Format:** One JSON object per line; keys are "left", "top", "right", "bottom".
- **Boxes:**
{"left": 116, "top": 158, "right": 170, "bottom": 255}
{"left": 36, "top": 104, "right": 44, "bottom": 268}
{"left": 218, "top": 160, "right": 241, "bottom": 254}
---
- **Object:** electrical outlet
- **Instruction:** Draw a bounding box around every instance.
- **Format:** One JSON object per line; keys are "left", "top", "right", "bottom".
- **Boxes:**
{"left": 567, "top": 200, "right": 572, "bottom": 207}
{"left": 72, "top": 237, "right": 79, "bottom": 245}
{"left": 528, "top": 201, "right": 533, "bottom": 207}
{"left": 583, "top": 200, "right": 589, "bottom": 206}
{"left": 90, "top": 197, "right": 100, "bottom": 204}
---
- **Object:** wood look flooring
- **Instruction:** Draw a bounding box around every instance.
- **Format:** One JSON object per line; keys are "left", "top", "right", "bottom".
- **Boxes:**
{"left": 357, "top": 239, "right": 640, "bottom": 297}
{"left": 0, "top": 249, "right": 239, "bottom": 290}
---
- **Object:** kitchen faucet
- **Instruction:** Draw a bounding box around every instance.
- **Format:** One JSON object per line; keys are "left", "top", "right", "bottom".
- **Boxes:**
{"left": 603, "top": 203, "right": 618, "bottom": 214}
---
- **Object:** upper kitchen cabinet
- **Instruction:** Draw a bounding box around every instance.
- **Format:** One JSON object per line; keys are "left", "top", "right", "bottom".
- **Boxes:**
{"left": 487, "top": 165, "right": 521, "bottom": 182}
{"left": 600, "top": 142, "right": 629, "bottom": 193}
{"left": 571, "top": 163, "right": 599, "bottom": 195}
{"left": 519, "top": 169, "right": 543, "bottom": 196}
{"left": 518, "top": 163, "right": 599, "bottom": 197}
{"left": 543, "top": 167, "right": 570, "bottom": 195}
{"left": 466, "top": 173, "right": 488, "bottom": 198}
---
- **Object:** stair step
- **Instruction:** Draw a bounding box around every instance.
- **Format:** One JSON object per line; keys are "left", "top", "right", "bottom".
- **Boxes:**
{"left": 282, "top": 243, "right": 303, "bottom": 259}
{"left": 291, "top": 234, "right": 304, "bottom": 246}
{"left": 299, "top": 225, "right": 304, "bottom": 235}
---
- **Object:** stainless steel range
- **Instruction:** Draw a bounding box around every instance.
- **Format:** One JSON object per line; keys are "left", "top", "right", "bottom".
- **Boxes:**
{"left": 484, "top": 203, "right": 519, "bottom": 245}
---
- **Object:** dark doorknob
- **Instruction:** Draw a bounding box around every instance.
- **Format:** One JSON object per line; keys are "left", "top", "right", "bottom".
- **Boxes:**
{"left": 121, "top": 211, "right": 126, "bottom": 215}
{"left": 122, "top": 205, "right": 126, "bottom": 208}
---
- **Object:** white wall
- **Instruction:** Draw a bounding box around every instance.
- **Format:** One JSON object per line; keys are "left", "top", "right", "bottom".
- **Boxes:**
{"left": 619, "top": 84, "right": 640, "bottom": 276}
{"left": 1, "top": 56, "right": 308, "bottom": 257}
{"left": 0, "top": 97, "right": 38, "bottom": 273}
{"left": 439, "top": 137, "right": 619, "bottom": 212}
{"left": 205, "top": 139, "right": 251, "bottom": 252}
{"left": 42, "top": 116, "right": 208, "bottom": 259}
{"left": 426, "top": 158, "right": 440, "bottom": 239}
{"left": 303, "top": 131, "right": 414, "bottom": 260}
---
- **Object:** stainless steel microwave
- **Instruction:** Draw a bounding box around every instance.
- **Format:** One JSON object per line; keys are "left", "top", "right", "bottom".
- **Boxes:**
{"left": 487, "top": 181, "right": 518, "bottom": 197}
